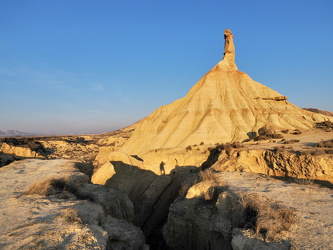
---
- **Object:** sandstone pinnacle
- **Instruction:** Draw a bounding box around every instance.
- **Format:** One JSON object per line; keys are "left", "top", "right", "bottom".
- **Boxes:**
{"left": 222, "top": 29, "right": 238, "bottom": 70}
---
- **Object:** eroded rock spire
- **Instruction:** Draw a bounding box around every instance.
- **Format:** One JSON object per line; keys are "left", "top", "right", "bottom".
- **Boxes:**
{"left": 222, "top": 29, "right": 237, "bottom": 70}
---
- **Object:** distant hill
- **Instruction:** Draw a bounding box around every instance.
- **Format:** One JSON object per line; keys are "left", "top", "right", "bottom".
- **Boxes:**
{"left": 0, "top": 130, "right": 38, "bottom": 137}
{"left": 303, "top": 108, "right": 333, "bottom": 117}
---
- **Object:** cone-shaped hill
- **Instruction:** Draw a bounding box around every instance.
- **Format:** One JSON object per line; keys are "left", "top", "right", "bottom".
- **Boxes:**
{"left": 121, "top": 29, "right": 332, "bottom": 156}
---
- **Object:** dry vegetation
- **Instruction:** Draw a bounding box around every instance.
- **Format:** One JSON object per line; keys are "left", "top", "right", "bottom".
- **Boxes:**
{"left": 300, "top": 148, "right": 333, "bottom": 156}
{"left": 316, "top": 121, "right": 333, "bottom": 131}
{"left": 291, "top": 129, "right": 302, "bottom": 135}
{"left": 293, "top": 177, "right": 315, "bottom": 186}
{"left": 199, "top": 169, "right": 221, "bottom": 200}
{"left": 24, "top": 177, "right": 74, "bottom": 196}
{"left": 233, "top": 192, "right": 296, "bottom": 241}
{"left": 178, "top": 169, "right": 219, "bottom": 197}
{"left": 283, "top": 139, "right": 300, "bottom": 144}
{"left": 199, "top": 169, "right": 219, "bottom": 183}
{"left": 254, "top": 126, "right": 283, "bottom": 141}
{"left": 273, "top": 145, "right": 294, "bottom": 153}
{"left": 273, "top": 143, "right": 333, "bottom": 156}
{"left": 178, "top": 175, "right": 200, "bottom": 197}
{"left": 315, "top": 139, "right": 333, "bottom": 148}
{"left": 60, "top": 208, "right": 82, "bottom": 224}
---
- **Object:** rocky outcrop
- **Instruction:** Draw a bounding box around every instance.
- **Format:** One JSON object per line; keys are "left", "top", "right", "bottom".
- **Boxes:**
{"left": 0, "top": 159, "right": 147, "bottom": 249}
{"left": 0, "top": 142, "right": 43, "bottom": 158}
{"left": 0, "top": 136, "right": 100, "bottom": 162}
{"left": 41, "top": 140, "right": 99, "bottom": 161}
{"left": 210, "top": 148, "right": 333, "bottom": 186}
{"left": 93, "top": 145, "right": 209, "bottom": 176}
{"left": 231, "top": 229, "right": 290, "bottom": 250}
{"left": 103, "top": 216, "right": 147, "bottom": 250}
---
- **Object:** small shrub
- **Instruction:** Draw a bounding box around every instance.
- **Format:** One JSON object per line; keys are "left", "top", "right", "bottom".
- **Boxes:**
{"left": 281, "top": 129, "right": 289, "bottom": 134}
{"left": 291, "top": 129, "right": 302, "bottom": 135}
{"left": 302, "top": 148, "right": 333, "bottom": 155}
{"left": 200, "top": 142, "right": 204, "bottom": 145}
{"left": 325, "top": 149, "right": 333, "bottom": 154}
{"left": 294, "top": 178, "right": 315, "bottom": 186}
{"left": 178, "top": 175, "right": 200, "bottom": 197}
{"left": 199, "top": 169, "right": 219, "bottom": 184}
{"left": 186, "top": 145, "right": 192, "bottom": 151}
{"left": 25, "top": 178, "right": 67, "bottom": 196}
{"left": 255, "top": 126, "right": 284, "bottom": 141}
{"left": 315, "top": 121, "right": 333, "bottom": 130}
{"left": 315, "top": 139, "right": 333, "bottom": 148}
{"left": 283, "top": 139, "right": 300, "bottom": 144}
{"left": 234, "top": 192, "right": 296, "bottom": 240}
{"left": 60, "top": 208, "right": 82, "bottom": 223}
{"left": 273, "top": 146, "right": 285, "bottom": 153}
{"left": 258, "top": 126, "right": 274, "bottom": 136}
{"left": 270, "top": 133, "right": 284, "bottom": 139}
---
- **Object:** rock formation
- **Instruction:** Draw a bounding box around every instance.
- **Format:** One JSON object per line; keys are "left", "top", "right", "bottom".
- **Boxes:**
{"left": 222, "top": 28, "right": 237, "bottom": 70}
{"left": 207, "top": 147, "right": 333, "bottom": 187}
{"left": 119, "top": 29, "right": 332, "bottom": 156}
{"left": 0, "top": 136, "right": 99, "bottom": 162}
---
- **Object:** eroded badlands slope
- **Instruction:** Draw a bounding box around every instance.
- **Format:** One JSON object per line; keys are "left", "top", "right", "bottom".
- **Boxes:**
{"left": 121, "top": 29, "right": 332, "bottom": 156}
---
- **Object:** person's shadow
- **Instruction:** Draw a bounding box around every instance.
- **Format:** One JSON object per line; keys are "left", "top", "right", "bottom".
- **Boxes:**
{"left": 159, "top": 161, "right": 165, "bottom": 175}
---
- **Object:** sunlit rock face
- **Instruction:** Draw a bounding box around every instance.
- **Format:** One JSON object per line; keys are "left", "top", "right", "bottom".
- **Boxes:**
{"left": 121, "top": 29, "right": 332, "bottom": 156}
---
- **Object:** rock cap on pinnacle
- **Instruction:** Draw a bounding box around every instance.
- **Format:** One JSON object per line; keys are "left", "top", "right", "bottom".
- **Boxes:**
{"left": 220, "top": 28, "right": 238, "bottom": 70}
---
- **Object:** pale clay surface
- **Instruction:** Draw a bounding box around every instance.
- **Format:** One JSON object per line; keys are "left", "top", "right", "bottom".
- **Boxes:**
{"left": 0, "top": 159, "right": 147, "bottom": 249}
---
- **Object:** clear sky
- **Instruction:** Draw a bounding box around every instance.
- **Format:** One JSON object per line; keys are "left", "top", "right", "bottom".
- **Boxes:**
{"left": 1, "top": 0, "right": 332, "bottom": 135}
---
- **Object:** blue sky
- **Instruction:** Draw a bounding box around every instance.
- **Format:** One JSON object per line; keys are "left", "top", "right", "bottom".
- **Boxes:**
{"left": 1, "top": 0, "right": 332, "bottom": 134}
